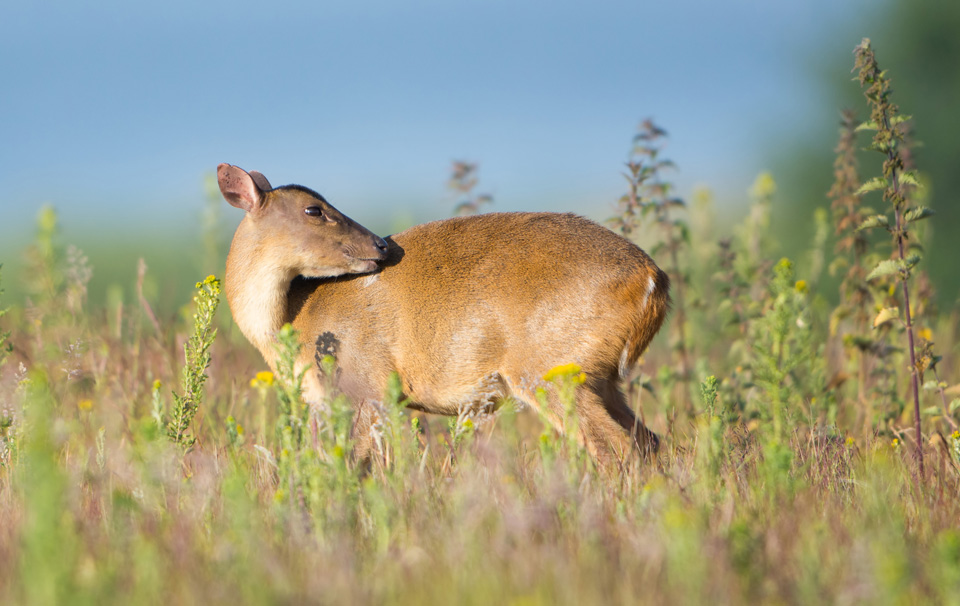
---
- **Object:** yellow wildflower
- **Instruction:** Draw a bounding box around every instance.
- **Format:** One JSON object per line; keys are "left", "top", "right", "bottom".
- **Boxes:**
{"left": 918, "top": 328, "right": 933, "bottom": 341}
{"left": 952, "top": 431, "right": 959, "bottom": 441}
{"left": 891, "top": 438, "right": 900, "bottom": 448}
{"left": 152, "top": 379, "right": 162, "bottom": 391}
{"left": 195, "top": 274, "right": 220, "bottom": 289}
{"left": 543, "top": 363, "right": 586, "bottom": 384}
{"left": 544, "top": 363, "right": 581, "bottom": 381}
{"left": 78, "top": 399, "right": 93, "bottom": 411}
{"left": 250, "top": 370, "right": 275, "bottom": 388}
{"left": 795, "top": 280, "right": 808, "bottom": 294}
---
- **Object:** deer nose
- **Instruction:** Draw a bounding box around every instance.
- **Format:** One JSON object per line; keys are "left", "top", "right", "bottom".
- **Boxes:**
{"left": 374, "top": 236, "right": 388, "bottom": 257}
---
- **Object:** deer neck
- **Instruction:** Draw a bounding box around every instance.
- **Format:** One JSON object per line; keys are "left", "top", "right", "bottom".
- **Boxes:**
{"left": 224, "top": 219, "right": 295, "bottom": 368}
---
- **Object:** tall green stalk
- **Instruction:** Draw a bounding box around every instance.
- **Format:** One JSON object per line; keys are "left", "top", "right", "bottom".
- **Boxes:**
{"left": 853, "top": 38, "right": 933, "bottom": 481}
{"left": 167, "top": 275, "right": 222, "bottom": 448}
{"left": 828, "top": 110, "right": 874, "bottom": 417}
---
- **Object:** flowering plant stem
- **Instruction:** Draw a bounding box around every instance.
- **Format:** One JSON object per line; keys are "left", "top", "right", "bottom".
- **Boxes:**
{"left": 854, "top": 38, "right": 927, "bottom": 481}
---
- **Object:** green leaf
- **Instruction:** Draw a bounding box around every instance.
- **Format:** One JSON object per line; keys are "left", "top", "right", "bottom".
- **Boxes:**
{"left": 857, "top": 214, "right": 890, "bottom": 231}
{"left": 903, "top": 206, "right": 934, "bottom": 223}
{"left": 873, "top": 307, "right": 900, "bottom": 328}
{"left": 899, "top": 171, "right": 921, "bottom": 187}
{"left": 866, "top": 260, "right": 901, "bottom": 281}
{"left": 951, "top": 398, "right": 960, "bottom": 413}
{"left": 904, "top": 253, "right": 921, "bottom": 270}
{"left": 855, "top": 177, "right": 887, "bottom": 196}
{"left": 891, "top": 115, "right": 912, "bottom": 126}
{"left": 855, "top": 120, "right": 879, "bottom": 132}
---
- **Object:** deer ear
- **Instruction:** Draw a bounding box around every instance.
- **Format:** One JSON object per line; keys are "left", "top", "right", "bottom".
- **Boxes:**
{"left": 248, "top": 170, "right": 273, "bottom": 191}
{"left": 217, "top": 164, "right": 263, "bottom": 212}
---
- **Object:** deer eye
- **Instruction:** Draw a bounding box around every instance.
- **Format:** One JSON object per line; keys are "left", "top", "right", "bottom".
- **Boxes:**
{"left": 304, "top": 206, "right": 323, "bottom": 218}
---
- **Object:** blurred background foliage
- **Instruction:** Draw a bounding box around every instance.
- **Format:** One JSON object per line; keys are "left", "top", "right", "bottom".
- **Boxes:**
{"left": 771, "top": 0, "right": 960, "bottom": 306}
{"left": 1, "top": 0, "right": 958, "bottom": 312}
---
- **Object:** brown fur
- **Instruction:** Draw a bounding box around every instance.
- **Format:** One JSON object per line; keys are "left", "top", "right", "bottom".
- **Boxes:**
{"left": 219, "top": 164, "right": 670, "bottom": 470}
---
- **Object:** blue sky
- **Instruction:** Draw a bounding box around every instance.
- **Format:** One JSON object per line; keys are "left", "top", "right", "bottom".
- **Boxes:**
{"left": 2, "top": 0, "right": 871, "bottom": 246}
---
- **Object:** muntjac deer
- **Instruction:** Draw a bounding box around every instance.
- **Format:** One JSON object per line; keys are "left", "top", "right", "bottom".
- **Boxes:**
{"left": 218, "top": 163, "right": 670, "bottom": 470}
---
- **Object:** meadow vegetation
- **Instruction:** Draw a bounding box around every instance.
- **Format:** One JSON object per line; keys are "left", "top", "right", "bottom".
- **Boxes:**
{"left": 2, "top": 40, "right": 960, "bottom": 604}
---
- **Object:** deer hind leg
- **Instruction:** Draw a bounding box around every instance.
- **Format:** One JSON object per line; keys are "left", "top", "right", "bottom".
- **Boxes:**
{"left": 567, "top": 381, "right": 653, "bottom": 472}
{"left": 589, "top": 377, "right": 660, "bottom": 458}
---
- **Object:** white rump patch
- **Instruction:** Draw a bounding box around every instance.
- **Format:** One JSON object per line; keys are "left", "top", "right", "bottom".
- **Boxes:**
{"left": 641, "top": 275, "right": 656, "bottom": 309}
